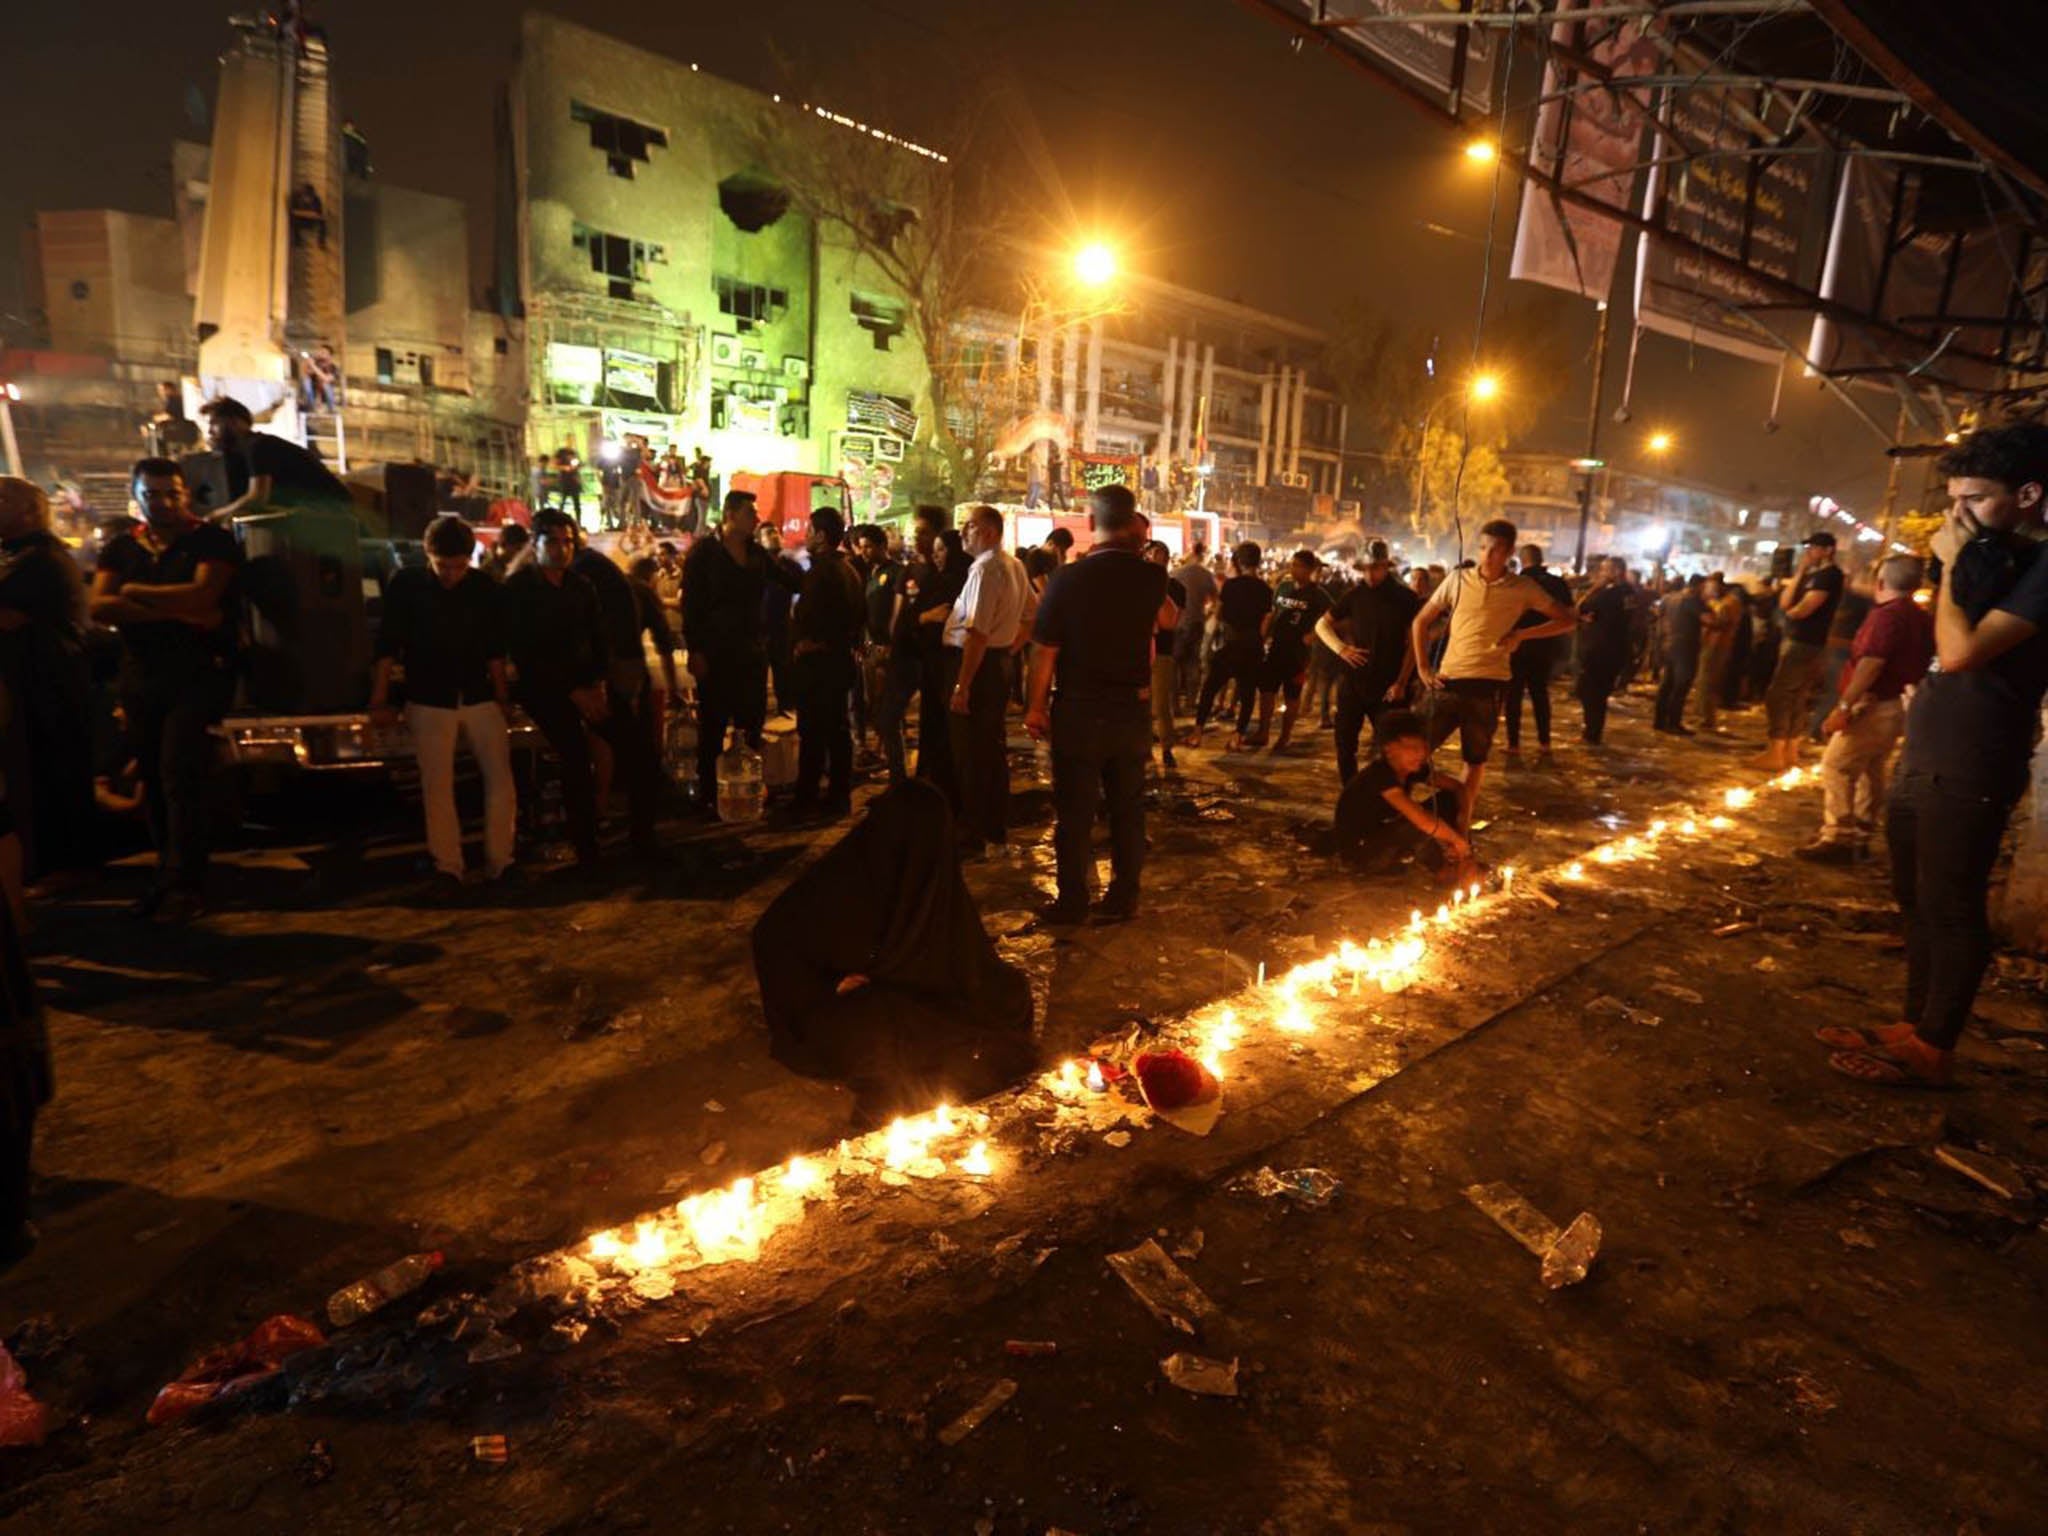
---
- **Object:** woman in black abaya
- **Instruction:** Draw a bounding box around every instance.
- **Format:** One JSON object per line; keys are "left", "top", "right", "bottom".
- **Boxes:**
{"left": 752, "top": 778, "right": 1035, "bottom": 1123}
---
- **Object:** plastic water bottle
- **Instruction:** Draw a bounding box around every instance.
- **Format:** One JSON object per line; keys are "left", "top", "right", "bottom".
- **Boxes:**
{"left": 326, "top": 1250, "right": 444, "bottom": 1327}
{"left": 716, "top": 731, "right": 765, "bottom": 824}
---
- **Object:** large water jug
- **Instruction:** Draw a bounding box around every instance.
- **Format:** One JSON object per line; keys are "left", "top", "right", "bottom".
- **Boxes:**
{"left": 715, "top": 731, "right": 765, "bottom": 824}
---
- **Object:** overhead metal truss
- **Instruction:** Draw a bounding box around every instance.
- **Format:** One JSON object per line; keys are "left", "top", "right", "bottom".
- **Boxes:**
{"left": 1238, "top": 0, "right": 2048, "bottom": 420}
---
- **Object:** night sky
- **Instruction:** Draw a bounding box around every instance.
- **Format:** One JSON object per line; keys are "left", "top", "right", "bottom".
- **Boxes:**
{"left": 4, "top": 0, "right": 1889, "bottom": 510}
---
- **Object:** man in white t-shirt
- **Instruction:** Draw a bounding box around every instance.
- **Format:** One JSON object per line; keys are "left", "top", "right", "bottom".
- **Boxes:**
{"left": 1409, "top": 518, "right": 1577, "bottom": 829}
{"left": 944, "top": 503, "right": 1033, "bottom": 853}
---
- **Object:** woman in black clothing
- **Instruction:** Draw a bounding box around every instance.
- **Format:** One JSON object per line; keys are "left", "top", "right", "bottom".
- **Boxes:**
{"left": 1190, "top": 541, "right": 1271, "bottom": 748}
{"left": 912, "top": 529, "right": 969, "bottom": 787}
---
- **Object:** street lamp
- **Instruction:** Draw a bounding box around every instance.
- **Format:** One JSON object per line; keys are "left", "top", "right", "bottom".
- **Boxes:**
{"left": 1073, "top": 241, "right": 1117, "bottom": 289}
{"left": 1469, "top": 371, "right": 1501, "bottom": 403}
{"left": 1411, "top": 374, "right": 1504, "bottom": 530}
{"left": 1647, "top": 430, "right": 1674, "bottom": 455}
{"left": 1464, "top": 138, "right": 1498, "bottom": 166}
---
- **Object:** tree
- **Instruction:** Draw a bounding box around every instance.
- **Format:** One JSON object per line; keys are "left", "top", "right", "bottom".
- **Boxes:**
{"left": 748, "top": 85, "right": 1014, "bottom": 504}
{"left": 1413, "top": 422, "right": 1510, "bottom": 540}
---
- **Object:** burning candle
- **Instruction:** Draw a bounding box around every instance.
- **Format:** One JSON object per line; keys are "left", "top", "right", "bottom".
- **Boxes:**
{"left": 1467, "top": 882, "right": 1481, "bottom": 903}
{"left": 1434, "top": 904, "right": 1450, "bottom": 925}
{"left": 1724, "top": 787, "right": 1755, "bottom": 810}
{"left": 1501, "top": 867, "right": 1516, "bottom": 889}
{"left": 1085, "top": 1060, "right": 1107, "bottom": 1093}
{"left": 588, "top": 1230, "right": 622, "bottom": 1261}
{"left": 1680, "top": 819, "right": 1698, "bottom": 836}
{"left": 628, "top": 1221, "right": 668, "bottom": 1268}
{"left": 959, "top": 1141, "right": 993, "bottom": 1177}
{"left": 1409, "top": 909, "right": 1425, "bottom": 933}
{"left": 1565, "top": 862, "right": 1586, "bottom": 880}
{"left": 782, "top": 1155, "right": 821, "bottom": 1194}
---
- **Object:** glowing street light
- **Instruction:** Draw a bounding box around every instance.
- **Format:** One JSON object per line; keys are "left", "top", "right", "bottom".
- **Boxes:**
{"left": 1073, "top": 241, "right": 1118, "bottom": 288}
{"left": 1647, "top": 430, "right": 1674, "bottom": 454}
{"left": 1470, "top": 371, "right": 1501, "bottom": 403}
{"left": 1464, "top": 138, "right": 1498, "bottom": 166}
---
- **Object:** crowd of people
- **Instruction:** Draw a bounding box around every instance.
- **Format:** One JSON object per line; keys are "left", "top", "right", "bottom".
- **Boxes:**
{"left": 1, "top": 420, "right": 2045, "bottom": 1265}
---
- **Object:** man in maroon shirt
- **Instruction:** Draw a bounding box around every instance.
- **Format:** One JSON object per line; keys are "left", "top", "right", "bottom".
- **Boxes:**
{"left": 1795, "top": 554, "right": 1932, "bottom": 863}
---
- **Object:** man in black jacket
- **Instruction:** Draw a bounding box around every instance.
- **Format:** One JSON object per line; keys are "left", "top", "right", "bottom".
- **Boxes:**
{"left": 505, "top": 510, "right": 609, "bottom": 865}
{"left": 788, "top": 508, "right": 867, "bottom": 816}
{"left": 571, "top": 529, "right": 664, "bottom": 859}
{"left": 1505, "top": 543, "right": 1573, "bottom": 757}
{"left": 682, "top": 492, "right": 799, "bottom": 810}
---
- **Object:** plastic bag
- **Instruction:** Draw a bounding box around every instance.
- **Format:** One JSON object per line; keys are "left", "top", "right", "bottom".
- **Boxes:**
{"left": 147, "top": 1315, "right": 327, "bottom": 1427}
{"left": 0, "top": 1344, "right": 50, "bottom": 1447}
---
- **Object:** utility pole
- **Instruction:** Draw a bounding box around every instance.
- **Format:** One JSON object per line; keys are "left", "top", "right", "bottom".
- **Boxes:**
{"left": 1876, "top": 402, "right": 1908, "bottom": 548}
{"left": 1570, "top": 300, "right": 1612, "bottom": 573}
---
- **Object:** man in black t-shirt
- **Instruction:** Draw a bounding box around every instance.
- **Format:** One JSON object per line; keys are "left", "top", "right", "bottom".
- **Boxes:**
{"left": 1026, "top": 486, "right": 1176, "bottom": 924}
{"left": 1143, "top": 540, "right": 1188, "bottom": 771}
{"left": 1317, "top": 540, "right": 1420, "bottom": 787}
{"left": 199, "top": 396, "right": 350, "bottom": 522}
{"left": 1752, "top": 529, "right": 1844, "bottom": 769}
{"left": 1575, "top": 559, "right": 1633, "bottom": 745}
{"left": 1505, "top": 544, "right": 1574, "bottom": 755}
{"left": 1192, "top": 542, "right": 1272, "bottom": 747}
{"left": 852, "top": 525, "right": 901, "bottom": 762}
{"left": 88, "top": 458, "right": 243, "bottom": 921}
{"left": 682, "top": 492, "right": 801, "bottom": 810}
{"left": 870, "top": 505, "right": 944, "bottom": 782}
{"left": 1255, "top": 549, "right": 1332, "bottom": 753}
{"left": 1323, "top": 709, "right": 1477, "bottom": 884}
{"left": 506, "top": 510, "right": 610, "bottom": 862}
{"left": 1825, "top": 424, "right": 2048, "bottom": 1090}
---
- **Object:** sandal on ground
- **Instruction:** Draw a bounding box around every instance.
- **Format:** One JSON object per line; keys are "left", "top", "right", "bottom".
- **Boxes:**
{"left": 1813, "top": 1022, "right": 1913, "bottom": 1051}
{"left": 1826, "top": 1045, "right": 1956, "bottom": 1089}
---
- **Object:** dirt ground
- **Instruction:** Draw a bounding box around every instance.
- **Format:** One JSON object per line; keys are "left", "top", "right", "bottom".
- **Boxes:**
{"left": 2, "top": 684, "right": 2044, "bottom": 1534}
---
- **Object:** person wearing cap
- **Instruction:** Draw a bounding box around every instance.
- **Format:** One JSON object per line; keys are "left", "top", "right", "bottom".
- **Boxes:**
{"left": 1750, "top": 529, "right": 1844, "bottom": 771}
{"left": 1316, "top": 539, "right": 1420, "bottom": 787}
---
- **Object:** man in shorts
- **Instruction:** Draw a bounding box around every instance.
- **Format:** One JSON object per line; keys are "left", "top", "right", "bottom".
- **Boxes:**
{"left": 1409, "top": 519, "right": 1576, "bottom": 827}
{"left": 1253, "top": 548, "right": 1330, "bottom": 752}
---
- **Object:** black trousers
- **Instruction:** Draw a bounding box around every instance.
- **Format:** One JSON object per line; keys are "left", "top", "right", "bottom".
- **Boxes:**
{"left": 1504, "top": 647, "right": 1555, "bottom": 749}
{"left": 1334, "top": 789, "right": 1463, "bottom": 874}
{"left": 915, "top": 643, "right": 956, "bottom": 789}
{"left": 123, "top": 667, "right": 234, "bottom": 892}
{"left": 792, "top": 648, "right": 856, "bottom": 806}
{"left": 524, "top": 687, "right": 600, "bottom": 861}
{"left": 1333, "top": 670, "right": 1399, "bottom": 787}
{"left": 1888, "top": 771, "right": 2016, "bottom": 1051}
{"left": 1196, "top": 638, "right": 1260, "bottom": 736}
{"left": 1050, "top": 695, "right": 1149, "bottom": 909}
{"left": 872, "top": 652, "right": 920, "bottom": 781}
{"left": 601, "top": 677, "right": 662, "bottom": 854}
{"left": 695, "top": 651, "right": 769, "bottom": 804}
{"left": 1577, "top": 652, "right": 1624, "bottom": 743}
{"left": 944, "top": 648, "right": 1012, "bottom": 848}
{"left": 1654, "top": 651, "right": 1698, "bottom": 730}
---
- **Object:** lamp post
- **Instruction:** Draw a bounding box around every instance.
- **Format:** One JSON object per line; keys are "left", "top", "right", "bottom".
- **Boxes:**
{"left": 1410, "top": 372, "right": 1500, "bottom": 532}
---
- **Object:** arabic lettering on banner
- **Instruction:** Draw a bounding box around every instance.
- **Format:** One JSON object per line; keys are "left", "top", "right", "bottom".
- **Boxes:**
{"left": 1509, "top": 2, "right": 1659, "bottom": 301}
{"left": 1633, "top": 86, "right": 1830, "bottom": 364}
{"left": 1274, "top": 0, "right": 1501, "bottom": 117}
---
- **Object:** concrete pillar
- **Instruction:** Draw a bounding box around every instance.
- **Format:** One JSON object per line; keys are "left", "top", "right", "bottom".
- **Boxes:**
{"left": 1162, "top": 335, "right": 1179, "bottom": 464}
{"left": 1178, "top": 339, "right": 1199, "bottom": 470}
{"left": 1033, "top": 320, "right": 1054, "bottom": 495}
{"left": 1273, "top": 366, "right": 1292, "bottom": 478}
{"left": 1199, "top": 345, "right": 1216, "bottom": 460}
{"left": 1060, "top": 329, "right": 1079, "bottom": 435}
{"left": 1083, "top": 317, "right": 1103, "bottom": 453}
{"left": 1256, "top": 370, "right": 1275, "bottom": 486}
{"left": 1288, "top": 371, "right": 1308, "bottom": 479}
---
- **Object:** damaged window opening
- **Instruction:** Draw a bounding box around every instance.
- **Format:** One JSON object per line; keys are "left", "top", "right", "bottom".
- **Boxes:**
{"left": 715, "top": 276, "right": 788, "bottom": 333}
{"left": 572, "top": 225, "right": 665, "bottom": 301}
{"left": 717, "top": 173, "right": 790, "bottom": 233}
{"left": 570, "top": 101, "right": 669, "bottom": 179}
{"left": 851, "top": 292, "right": 906, "bottom": 351}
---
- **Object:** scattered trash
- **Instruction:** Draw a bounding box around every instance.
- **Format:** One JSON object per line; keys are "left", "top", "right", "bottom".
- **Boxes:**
{"left": 700, "top": 1140, "right": 728, "bottom": 1166}
{"left": 1231, "top": 1166, "right": 1342, "bottom": 1208}
{"left": 1935, "top": 1145, "right": 2031, "bottom": 1202}
{"left": 1132, "top": 1049, "right": 1223, "bottom": 1136}
{"left": 1650, "top": 982, "right": 1706, "bottom": 1005}
{"left": 464, "top": 1330, "right": 522, "bottom": 1365}
{"left": 630, "top": 1268, "right": 676, "bottom": 1301}
{"left": 702, "top": 1100, "right": 726, "bottom": 1114}
{"left": 1172, "top": 1229, "right": 1205, "bottom": 1261}
{"left": 1711, "top": 921, "right": 1755, "bottom": 938}
{"left": 1528, "top": 887, "right": 1561, "bottom": 911}
{"left": 1838, "top": 1227, "right": 1878, "bottom": 1250}
{"left": 327, "top": 1251, "right": 445, "bottom": 1328}
{"left": 1464, "top": 1182, "right": 1602, "bottom": 1289}
{"left": 936, "top": 1379, "right": 1017, "bottom": 1446}
{"left": 836, "top": 1393, "right": 876, "bottom": 1408}
{"left": 549, "top": 1317, "right": 588, "bottom": 1348}
{"left": 299, "top": 1438, "right": 335, "bottom": 1486}
{"left": 0, "top": 1344, "right": 50, "bottom": 1447}
{"left": 470, "top": 1434, "right": 510, "bottom": 1464}
{"left": 1782, "top": 1371, "right": 1839, "bottom": 1415}
{"left": 1998, "top": 1037, "right": 2047, "bottom": 1053}
{"left": 1106, "top": 1238, "right": 1219, "bottom": 1335}
{"left": 1003, "top": 1339, "right": 1060, "bottom": 1358}
{"left": 132, "top": 1218, "right": 184, "bottom": 1245}
{"left": 148, "top": 1315, "right": 328, "bottom": 1427}
{"left": 1753, "top": 956, "right": 1779, "bottom": 973}
{"left": 1585, "top": 995, "right": 1660, "bottom": 1027}
{"left": 1103, "top": 1130, "right": 1133, "bottom": 1149}
{"left": 1160, "top": 1351, "right": 1239, "bottom": 1397}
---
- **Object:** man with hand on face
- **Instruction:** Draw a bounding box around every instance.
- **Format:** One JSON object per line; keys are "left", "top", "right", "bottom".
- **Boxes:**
{"left": 1317, "top": 539, "right": 1419, "bottom": 787}
{"left": 1824, "top": 423, "right": 2048, "bottom": 1090}
{"left": 369, "top": 515, "right": 515, "bottom": 887}
{"left": 1409, "top": 518, "right": 1576, "bottom": 830}
{"left": 682, "top": 491, "right": 800, "bottom": 811}
{"left": 504, "top": 510, "right": 609, "bottom": 866}
{"left": 89, "top": 458, "right": 243, "bottom": 921}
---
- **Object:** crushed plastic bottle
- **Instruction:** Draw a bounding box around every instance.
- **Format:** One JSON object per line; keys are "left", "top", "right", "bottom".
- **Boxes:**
{"left": 326, "top": 1251, "right": 444, "bottom": 1328}
{"left": 1231, "top": 1165, "right": 1342, "bottom": 1208}
{"left": 715, "top": 731, "right": 765, "bottom": 824}
{"left": 1540, "top": 1211, "right": 1603, "bottom": 1289}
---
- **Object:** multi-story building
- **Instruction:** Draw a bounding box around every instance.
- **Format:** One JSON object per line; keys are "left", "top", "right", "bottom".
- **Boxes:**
{"left": 1498, "top": 449, "right": 1796, "bottom": 573}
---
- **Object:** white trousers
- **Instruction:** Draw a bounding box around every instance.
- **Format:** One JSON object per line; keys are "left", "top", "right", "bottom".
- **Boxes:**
{"left": 407, "top": 701, "right": 517, "bottom": 877}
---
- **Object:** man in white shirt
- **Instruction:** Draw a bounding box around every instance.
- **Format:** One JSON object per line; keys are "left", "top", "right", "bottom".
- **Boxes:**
{"left": 945, "top": 504, "right": 1034, "bottom": 853}
{"left": 1409, "top": 518, "right": 1577, "bottom": 830}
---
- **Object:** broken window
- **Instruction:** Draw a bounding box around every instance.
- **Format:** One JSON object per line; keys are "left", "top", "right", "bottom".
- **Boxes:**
{"left": 715, "top": 275, "right": 789, "bottom": 333}
{"left": 572, "top": 226, "right": 664, "bottom": 301}
{"left": 850, "top": 292, "right": 906, "bottom": 351}
{"left": 717, "top": 173, "right": 790, "bottom": 233}
{"left": 570, "top": 101, "right": 669, "bottom": 179}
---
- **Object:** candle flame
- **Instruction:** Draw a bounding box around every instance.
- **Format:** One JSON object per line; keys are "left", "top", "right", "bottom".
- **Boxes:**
{"left": 782, "top": 1155, "right": 821, "bottom": 1193}
{"left": 1085, "top": 1060, "right": 1107, "bottom": 1092}
{"left": 1724, "top": 787, "right": 1755, "bottom": 810}
{"left": 628, "top": 1221, "right": 668, "bottom": 1268}
{"left": 588, "top": 1230, "right": 622, "bottom": 1260}
{"left": 1565, "top": 862, "right": 1586, "bottom": 880}
{"left": 959, "top": 1141, "right": 993, "bottom": 1177}
{"left": 1680, "top": 819, "right": 1698, "bottom": 835}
